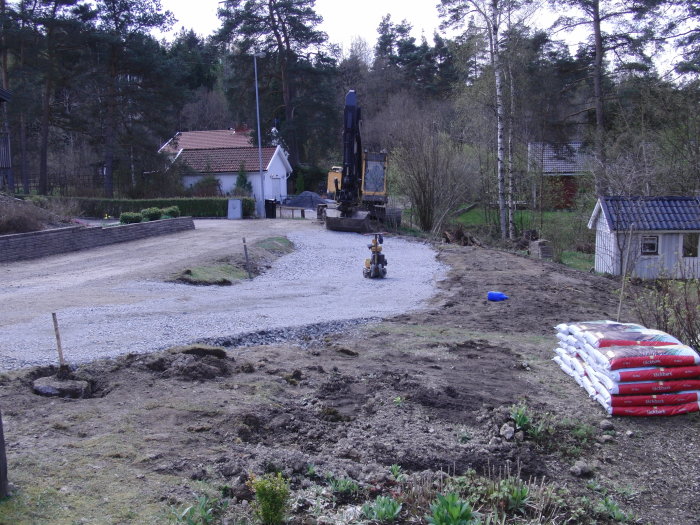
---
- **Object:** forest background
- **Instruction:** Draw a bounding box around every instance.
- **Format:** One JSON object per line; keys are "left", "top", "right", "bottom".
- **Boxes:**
{"left": 0, "top": 0, "right": 699, "bottom": 239}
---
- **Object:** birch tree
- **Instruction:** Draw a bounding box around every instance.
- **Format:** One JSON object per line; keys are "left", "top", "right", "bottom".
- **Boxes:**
{"left": 440, "top": 0, "right": 530, "bottom": 240}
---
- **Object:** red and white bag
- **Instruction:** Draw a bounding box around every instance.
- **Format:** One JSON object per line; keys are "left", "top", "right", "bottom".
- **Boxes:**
{"left": 608, "top": 402, "right": 700, "bottom": 417}
{"left": 584, "top": 344, "right": 700, "bottom": 370}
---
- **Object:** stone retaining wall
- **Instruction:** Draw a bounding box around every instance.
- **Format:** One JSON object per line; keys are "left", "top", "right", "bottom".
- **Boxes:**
{"left": 0, "top": 217, "right": 195, "bottom": 263}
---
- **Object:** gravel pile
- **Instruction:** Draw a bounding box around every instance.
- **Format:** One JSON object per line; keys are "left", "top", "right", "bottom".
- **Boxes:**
{"left": 0, "top": 229, "right": 446, "bottom": 371}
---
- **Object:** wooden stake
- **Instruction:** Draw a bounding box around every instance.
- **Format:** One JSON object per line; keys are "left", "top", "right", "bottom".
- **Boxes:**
{"left": 243, "top": 238, "right": 252, "bottom": 280}
{"left": 0, "top": 409, "right": 7, "bottom": 499}
{"left": 52, "top": 312, "right": 65, "bottom": 367}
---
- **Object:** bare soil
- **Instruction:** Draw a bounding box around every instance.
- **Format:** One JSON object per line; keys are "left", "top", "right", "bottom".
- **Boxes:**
{"left": 1, "top": 227, "right": 699, "bottom": 524}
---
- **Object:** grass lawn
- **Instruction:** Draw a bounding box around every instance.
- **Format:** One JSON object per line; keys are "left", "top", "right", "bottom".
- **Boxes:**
{"left": 454, "top": 207, "right": 595, "bottom": 271}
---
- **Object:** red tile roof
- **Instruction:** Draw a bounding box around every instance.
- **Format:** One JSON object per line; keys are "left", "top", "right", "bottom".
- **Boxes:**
{"left": 161, "top": 129, "right": 254, "bottom": 153}
{"left": 177, "top": 147, "right": 276, "bottom": 173}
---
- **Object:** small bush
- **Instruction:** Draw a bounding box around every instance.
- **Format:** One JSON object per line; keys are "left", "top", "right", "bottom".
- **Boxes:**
{"left": 0, "top": 206, "right": 44, "bottom": 234}
{"left": 362, "top": 495, "right": 402, "bottom": 522}
{"left": 242, "top": 197, "right": 255, "bottom": 217}
{"left": 247, "top": 472, "right": 289, "bottom": 525}
{"left": 119, "top": 212, "right": 143, "bottom": 224}
{"left": 162, "top": 205, "right": 181, "bottom": 218}
{"left": 427, "top": 493, "right": 479, "bottom": 525}
{"left": 141, "top": 207, "right": 163, "bottom": 221}
{"left": 189, "top": 175, "right": 223, "bottom": 197}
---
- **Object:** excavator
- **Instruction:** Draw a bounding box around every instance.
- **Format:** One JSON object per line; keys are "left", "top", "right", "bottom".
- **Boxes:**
{"left": 319, "top": 90, "right": 401, "bottom": 233}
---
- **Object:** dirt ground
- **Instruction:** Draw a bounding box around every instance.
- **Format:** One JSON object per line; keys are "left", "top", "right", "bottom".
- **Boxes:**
{"left": 1, "top": 225, "right": 699, "bottom": 524}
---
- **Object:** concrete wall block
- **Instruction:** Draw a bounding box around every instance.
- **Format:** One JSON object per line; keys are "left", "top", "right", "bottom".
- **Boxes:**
{"left": 0, "top": 217, "right": 195, "bottom": 263}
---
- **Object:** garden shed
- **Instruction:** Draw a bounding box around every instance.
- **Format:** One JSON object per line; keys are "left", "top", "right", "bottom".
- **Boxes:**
{"left": 588, "top": 196, "right": 700, "bottom": 278}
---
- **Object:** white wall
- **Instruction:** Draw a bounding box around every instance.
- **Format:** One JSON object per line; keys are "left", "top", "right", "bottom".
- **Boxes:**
{"left": 182, "top": 148, "right": 290, "bottom": 216}
{"left": 614, "top": 231, "right": 700, "bottom": 279}
{"left": 593, "top": 215, "right": 619, "bottom": 274}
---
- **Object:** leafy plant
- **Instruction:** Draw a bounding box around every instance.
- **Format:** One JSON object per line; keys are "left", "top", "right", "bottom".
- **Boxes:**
{"left": 361, "top": 495, "right": 402, "bottom": 522}
{"left": 119, "top": 211, "right": 142, "bottom": 224}
{"left": 501, "top": 479, "right": 529, "bottom": 513}
{"left": 392, "top": 396, "right": 404, "bottom": 406}
{"left": 305, "top": 463, "right": 317, "bottom": 478}
{"left": 326, "top": 474, "right": 360, "bottom": 495}
{"left": 456, "top": 427, "right": 472, "bottom": 443}
{"left": 389, "top": 464, "right": 406, "bottom": 482}
{"left": 247, "top": 472, "right": 290, "bottom": 525}
{"left": 596, "top": 495, "right": 634, "bottom": 522}
{"left": 570, "top": 422, "right": 596, "bottom": 445}
{"left": 171, "top": 495, "right": 227, "bottom": 525}
{"left": 141, "top": 207, "right": 163, "bottom": 221}
{"left": 510, "top": 403, "right": 531, "bottom": 431}
{"left": 509, "top": 402, "right": 556, "bottom": 444}
{"left": 427, "top": 493, "right": 479, "bottom": 525}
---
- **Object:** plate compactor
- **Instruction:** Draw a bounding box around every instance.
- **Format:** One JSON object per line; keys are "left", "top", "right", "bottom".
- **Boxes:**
{"left": 363, "top": 233, "right": 387, "bottom": 278}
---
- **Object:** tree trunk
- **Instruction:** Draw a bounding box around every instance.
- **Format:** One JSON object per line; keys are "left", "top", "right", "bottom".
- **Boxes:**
{"left": 39, "top": 79, "right": 51, "bottom": 195}
{"left": 104, "top": 63, "right": 117, "bottom": 198}
{"left": 491, "top": 0, "right": 507, "bottom": 240}
{"left": 0, "top": 0, "right": 12, "bottom": 193}
{"left": 592, "top": 0, "right": 606, "bottom": 196}
{"left": 20, "top": 113, "right": 28, "bottom": 193}
{"left": 507, "top": 62, "right": 516, "bottom": 240}
{"left": 0, "top": 409, "right": 8, "bottom": 499}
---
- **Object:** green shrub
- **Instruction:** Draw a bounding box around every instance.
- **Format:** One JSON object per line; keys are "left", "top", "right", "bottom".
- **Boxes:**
{"left": 241, "top": 197, "right": 255, "bottom": 217}
{"left": 189, "top": 175, "right": 222, "bottom": 197}
{"left": 427, "top": 493, "right": 479, "bottom": 525}
{"left": 119, "top": 212, "right": 143, "bottom": 224}
{"left": 141, "top": 207, "right": 163, "bottom": 221}
{"left": 162, "top": 205, "right": 181, "bottom": 218}
{"left": 361, "top": 495, "right": 402, "bottom": 522}
{"left": 247, "top": 472, "right": 289, "bottom": 525}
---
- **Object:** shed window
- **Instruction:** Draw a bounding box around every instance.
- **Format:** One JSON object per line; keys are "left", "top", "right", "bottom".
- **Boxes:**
{"left": 641, "top": 236, "right": 658, "bottom": 255}
{"left": 683, "top": 233, "right": 699, "bottom": 257}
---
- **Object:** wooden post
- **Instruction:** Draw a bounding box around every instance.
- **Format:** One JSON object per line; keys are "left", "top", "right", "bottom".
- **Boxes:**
{"left": 52, "top": 312, "right": 65, "bottom": 367}
{"left": 242, "top": 238, "right": 252, "bottom": 280}
{"left": 0, "top": 409, "right": 8, "bottom": 499}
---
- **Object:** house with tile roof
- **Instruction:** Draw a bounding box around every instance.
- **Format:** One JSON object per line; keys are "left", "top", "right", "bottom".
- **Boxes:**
{"left": 528, "top": 142, "right": 592, "bottom": 208}
{"left": 588, "top": 196, "right": 700, "bottom": 278}
{"left": 159, "top": 129, "right": 293, "bottom": 211}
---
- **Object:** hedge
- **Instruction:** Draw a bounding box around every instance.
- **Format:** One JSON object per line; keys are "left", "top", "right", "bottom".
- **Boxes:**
{"left": 41, "top": 197, "right": 256, "bottom": 218}
{"left": 119, "top": 212, "right": 143, "bottom": 224}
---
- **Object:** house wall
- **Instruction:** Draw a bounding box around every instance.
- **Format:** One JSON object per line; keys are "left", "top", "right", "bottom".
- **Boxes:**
{"left": 617, "top": 232, "right": 700, "bottom": 279}
{"left": 593, "top": 216, "right": 619, "bottom": 274}
{"left": 182, "top": 154, "right": 289, "bottom": 210}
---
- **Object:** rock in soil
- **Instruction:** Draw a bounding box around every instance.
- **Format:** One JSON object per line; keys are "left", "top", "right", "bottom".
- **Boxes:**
{"left": 32, "top": 376, "right": 91, "bottom": 398}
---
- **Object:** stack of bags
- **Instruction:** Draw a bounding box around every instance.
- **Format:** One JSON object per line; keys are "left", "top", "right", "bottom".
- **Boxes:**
{"left": 553, "top": 320, "right": 700, "bottom": 416}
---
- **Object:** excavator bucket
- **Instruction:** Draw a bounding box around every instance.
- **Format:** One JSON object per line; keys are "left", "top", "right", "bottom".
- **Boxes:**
{"left": 324, "top": 208, "right": 373, "bottom": 233}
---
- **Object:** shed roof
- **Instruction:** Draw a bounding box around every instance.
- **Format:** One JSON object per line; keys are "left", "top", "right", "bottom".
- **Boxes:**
{"left": 596, "top": 196, "right": 700, "bottom": 231}
{"left": 176, "top": 146, "right": 277, "bottom": 173}
{"left": 528, "top": 142, "right": 591, "bottom": 174}
{"left": 160, "top": 129, "right": 253, "bottom": 153}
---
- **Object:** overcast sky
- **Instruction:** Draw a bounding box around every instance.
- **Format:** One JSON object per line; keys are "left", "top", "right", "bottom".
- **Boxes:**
{"left": 159, "top": 0, "right": 443, "bottom": 49}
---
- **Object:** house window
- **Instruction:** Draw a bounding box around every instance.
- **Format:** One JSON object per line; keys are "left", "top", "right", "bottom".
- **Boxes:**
{"left": 641, "top": 235, "right": 658, "bottom": 256}
{"left": 683, "top": 232, "right": 699, "bottom": 258}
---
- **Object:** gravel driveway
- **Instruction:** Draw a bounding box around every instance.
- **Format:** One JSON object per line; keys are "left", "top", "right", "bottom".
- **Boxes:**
{"left": 0, "top": 219, "right": 445, "bottom": 370}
